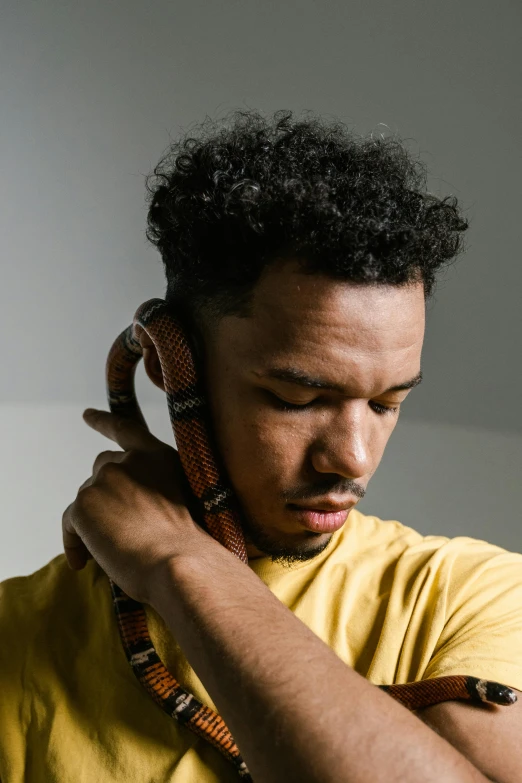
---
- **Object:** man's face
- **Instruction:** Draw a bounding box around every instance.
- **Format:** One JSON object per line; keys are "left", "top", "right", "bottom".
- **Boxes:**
{"left": 199, "top": 259, "right": 426, "bottom": 564}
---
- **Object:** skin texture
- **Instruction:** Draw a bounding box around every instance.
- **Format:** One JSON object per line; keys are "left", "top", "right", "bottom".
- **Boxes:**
{"left": 63, "top": 408, "right": 522, "bottom": 783}
{"left": 143, "top": 258, "right": 425, "bottom": 562}
{"left": 61, "top": 260, "right": 522, "bottom": 782}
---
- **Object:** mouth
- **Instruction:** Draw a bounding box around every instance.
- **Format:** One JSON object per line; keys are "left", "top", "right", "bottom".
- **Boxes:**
{"left": 287, "top": 500, "right": 356, "bottom": 534}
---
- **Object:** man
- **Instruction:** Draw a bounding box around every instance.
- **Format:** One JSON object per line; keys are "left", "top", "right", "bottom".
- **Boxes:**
{"left": 1, "top": 109, "right": 522, "bottom": 782}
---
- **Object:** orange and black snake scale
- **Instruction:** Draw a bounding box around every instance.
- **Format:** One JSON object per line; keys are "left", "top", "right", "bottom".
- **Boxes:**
{"left": 106, "top": 298, "right": 517, "bottom": 781}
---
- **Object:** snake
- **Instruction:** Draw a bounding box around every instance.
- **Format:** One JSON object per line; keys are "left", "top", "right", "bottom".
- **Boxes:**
{"left": 106, "top": 298, "right": 517, "bottom": 781}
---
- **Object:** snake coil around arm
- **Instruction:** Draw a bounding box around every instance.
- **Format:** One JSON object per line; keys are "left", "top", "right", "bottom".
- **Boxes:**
{"left": 106, "top": 298, "right": 517, "bottom": 782}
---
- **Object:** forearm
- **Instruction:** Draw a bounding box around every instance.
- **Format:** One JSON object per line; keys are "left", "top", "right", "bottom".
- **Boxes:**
{"left": 150, "top": 547, "right": 487, "bottom": 783}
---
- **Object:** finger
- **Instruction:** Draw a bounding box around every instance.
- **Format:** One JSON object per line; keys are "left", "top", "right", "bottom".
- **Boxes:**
{"left": 92, "top": 449, "right": 126, "bottom": 476}
{"left": 83, "top": 409, "right": 167, "bottom": 453}
{"left": 62, "top": 501, "right": 92, "bottom": 570}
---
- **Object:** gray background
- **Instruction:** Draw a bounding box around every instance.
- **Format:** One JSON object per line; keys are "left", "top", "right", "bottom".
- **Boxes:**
{"left": 1, "top": 0, "right": 521, "bottom": 578}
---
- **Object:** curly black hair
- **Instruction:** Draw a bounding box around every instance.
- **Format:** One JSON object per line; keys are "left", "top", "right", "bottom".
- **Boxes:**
{"left": 145, "top": 109, "right": 469, "bottom": 320}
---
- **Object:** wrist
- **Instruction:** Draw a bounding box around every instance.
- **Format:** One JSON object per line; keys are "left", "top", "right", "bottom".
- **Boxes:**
{"left": 145, "top": 535, "right": 240, "bottom": 613}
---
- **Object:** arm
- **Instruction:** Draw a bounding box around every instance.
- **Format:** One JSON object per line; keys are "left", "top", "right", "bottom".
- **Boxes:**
{"left": 146, "top": 544, "right": 490, "bottom": 783}
{"left": 417, "top": 685, "right": 522, "bottom": 783}
{"left": 64, "top": 410, "right": 516, "bottom": 783}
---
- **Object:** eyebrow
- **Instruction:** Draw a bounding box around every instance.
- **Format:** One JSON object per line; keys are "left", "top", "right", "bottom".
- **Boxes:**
{"left": 257, "top": 368, "right": 423, "bottom": 395}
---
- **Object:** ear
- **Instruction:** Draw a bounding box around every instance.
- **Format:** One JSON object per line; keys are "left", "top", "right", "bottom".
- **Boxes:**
{"left": 139, "top": 331, "right": 166, "bottom": 392}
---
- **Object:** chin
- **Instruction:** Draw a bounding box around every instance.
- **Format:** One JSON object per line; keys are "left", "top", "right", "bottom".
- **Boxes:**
{"left": 243, "top": 515, "right": 334, "bottom": 564}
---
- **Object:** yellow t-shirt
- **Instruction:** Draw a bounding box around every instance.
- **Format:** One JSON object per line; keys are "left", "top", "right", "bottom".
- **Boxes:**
{"left": 1, "top": 508, "right": 522, "bottom": 782}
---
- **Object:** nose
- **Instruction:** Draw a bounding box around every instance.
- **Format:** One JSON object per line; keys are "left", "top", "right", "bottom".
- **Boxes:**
{"left": 309, "top": 403, "right": 373, "bottom": 479}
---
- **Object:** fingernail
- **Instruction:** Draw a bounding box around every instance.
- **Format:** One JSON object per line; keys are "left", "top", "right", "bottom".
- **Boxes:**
{"left": 83, "top": 408, "right": 97, "bottom": 418}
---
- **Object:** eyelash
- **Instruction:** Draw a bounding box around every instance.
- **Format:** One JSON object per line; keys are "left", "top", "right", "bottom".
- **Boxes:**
{"left": 268, "top": 393, "right": 399, "bottom": 416}
{"left": 370, "top": 401, "right": 400, "bottom": 416}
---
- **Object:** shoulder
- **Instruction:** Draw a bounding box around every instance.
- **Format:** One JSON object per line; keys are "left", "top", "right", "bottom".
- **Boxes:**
{"left": 344, "top": 508, "right": 522, "bottom": 616}
{"left": 0, "top": 555, "right": 110, "bottom": 766}
{"left": 0, "top": 555, "right": 111, "bottom": 665}
{"left": 349, "top": 510, "right": 522, "bottom": 688}
{"left": 0, "top": 553, "right": 108, "bottom": 614}
{"left": 346, "top": 507, "right": 522, "bottom": 575}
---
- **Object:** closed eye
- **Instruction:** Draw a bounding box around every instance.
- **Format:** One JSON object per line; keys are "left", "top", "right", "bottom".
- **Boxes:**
{"left": 266, "top": 391, "right": 399, "bottom": 415}
{"left": 265, "top": 391, "right": 316, "bottom": 411}
{"left": 369, "top": 401, "right": 400, "bottom": 416}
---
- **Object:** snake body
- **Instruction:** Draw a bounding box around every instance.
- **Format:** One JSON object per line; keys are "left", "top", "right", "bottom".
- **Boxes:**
{"left": 106, "top": 298, "right": 517, "bottom": 780}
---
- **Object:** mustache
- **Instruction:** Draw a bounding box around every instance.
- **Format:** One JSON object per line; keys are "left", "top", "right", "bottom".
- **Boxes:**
{"left": 282, "top": 476, "right": 366, "bottom": 503}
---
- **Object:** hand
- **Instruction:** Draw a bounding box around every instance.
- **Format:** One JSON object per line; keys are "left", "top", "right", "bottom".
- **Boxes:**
{"left": 62, "top": 408, "right": 218, "bottom": 604}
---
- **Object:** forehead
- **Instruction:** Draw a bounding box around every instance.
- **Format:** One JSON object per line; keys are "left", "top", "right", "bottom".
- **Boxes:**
{"left": 214, "top": 260, "right": 425, "bottom": 389}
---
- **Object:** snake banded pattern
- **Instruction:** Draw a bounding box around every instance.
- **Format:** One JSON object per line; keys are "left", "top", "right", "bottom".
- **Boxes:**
{"left": 106, "top": 298, "right": 517, "bottom": 781}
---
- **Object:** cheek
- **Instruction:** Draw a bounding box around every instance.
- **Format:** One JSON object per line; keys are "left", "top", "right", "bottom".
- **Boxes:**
{"left": 212, "top": 400, "right": 308, "bottom": 490}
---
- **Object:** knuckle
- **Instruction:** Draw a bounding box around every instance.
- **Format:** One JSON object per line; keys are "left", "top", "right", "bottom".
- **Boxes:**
{"left": 75, "top": 484, "right": 99, "bottom": 510}
{"left": 92, "top": 450, "right": 116, "bottom": 473}
{"left": 96, "top": 460, "right": 122, "bottom": 481}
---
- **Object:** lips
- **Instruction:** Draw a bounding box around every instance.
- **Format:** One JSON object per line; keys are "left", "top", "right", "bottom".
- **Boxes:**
{"left": 290, "top": 502, "right": 355, "bottom": 513}
{"left": 288, "top": 500, "right": 356, "bottom": 533}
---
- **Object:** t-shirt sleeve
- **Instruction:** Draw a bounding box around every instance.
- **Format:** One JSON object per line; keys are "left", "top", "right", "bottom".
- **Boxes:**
{"left": 423, "top": 541, "right": 522, "bottom": 692}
